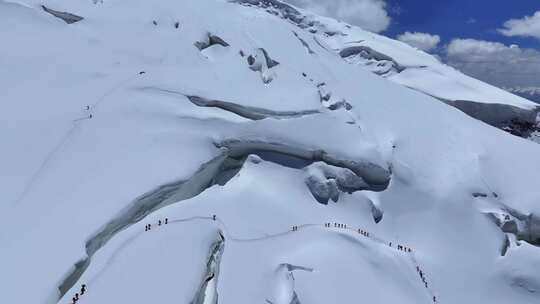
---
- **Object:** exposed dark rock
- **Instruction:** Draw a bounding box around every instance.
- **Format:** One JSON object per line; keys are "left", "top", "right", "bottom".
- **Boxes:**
{"left": 41, "top": 5, "right": 83, "bottom": 24}
{"left": 194, "top": 33, "right": 230, "bottom": 51}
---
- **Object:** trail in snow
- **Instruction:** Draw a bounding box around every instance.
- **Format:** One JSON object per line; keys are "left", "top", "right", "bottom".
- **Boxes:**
{"left": 71, "top": 215, "right": 439, "bottom": 303}
{"left": 13, "top": 125, "right": 81, "bottom": 206}
{"left": 13, "top": 72, "right": 143, "bottom": 206}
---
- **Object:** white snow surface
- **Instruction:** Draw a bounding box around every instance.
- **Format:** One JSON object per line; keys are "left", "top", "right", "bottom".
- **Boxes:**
{"left": 1, "top": 1, "right": 540, "bottom": 304}
{"left": 303, "top": 10, "right": 538, "bottom": 109}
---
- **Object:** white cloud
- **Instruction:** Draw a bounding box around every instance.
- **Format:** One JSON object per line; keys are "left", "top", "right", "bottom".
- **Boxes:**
{"left": 396, "top": 31, "right": 440, "bottom": 51}
{"left": 286, "top": 0, "right": 391, "bottom": 33}
{"left": 498, "top": 11, "right": 540, "bottom": 41}
{"left": 445, "top": 38, "right": 540, "bottom": 88}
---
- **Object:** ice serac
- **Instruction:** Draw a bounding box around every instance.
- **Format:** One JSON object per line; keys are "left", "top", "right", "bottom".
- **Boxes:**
{"left": 56, "top": 152, "right": 231, "bottom": 299}
{"left": 195, "top": 33, "right": 230, "bottom": 51}
{"left": 56, "top": 138, "right": 388, "bottom": 297}
{"left": 423, "top": 95, "right": 540, "bottom": 138}
{"left": 191, "top": 232, "right": 225, "bottom": 304}
{"left": 267, "top": 263, "right": 313, "bottom": 304}
{"left": 304, "top": 162, "right": 370, "bottom": 204}
{"left": 217, "top": 139, "right": 391, "bottom": 191}
{"left": 230, "top": 0, "right": 540, "bottom": 141}
{"left": 339, "top": 45, "right": 405, "bottom": 76}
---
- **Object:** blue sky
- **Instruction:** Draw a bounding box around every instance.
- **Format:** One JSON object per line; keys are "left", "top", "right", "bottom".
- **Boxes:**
{"left": 385, "top": 0, "right": 540, "bottom": 50}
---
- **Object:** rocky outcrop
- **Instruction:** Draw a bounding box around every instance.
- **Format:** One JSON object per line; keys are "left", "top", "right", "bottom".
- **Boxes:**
{"left": 41, "top": 5, "right": 83, "bottom": 24}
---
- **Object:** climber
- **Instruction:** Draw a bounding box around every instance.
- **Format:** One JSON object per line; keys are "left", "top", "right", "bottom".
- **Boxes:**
{"left": 148, "top": 223, "right": 151, "bottom": 230}
{"left": 165, "top": 218, "right": 168, "bottom": 224}
{"left": 81, "top": 284, "right": 86, "bottom": 295}
{"left": 213, "top": 214, "right": 216, "bottom": 221}
{"left": 139, "top": 71, "right": 146, "bottom": 75}
{"left": 145, "top": 225, "right": 148, "bottom": 231}
{"left": 389, "top": 242, "right": 392, "bottom": 247}
{"left": 433, "top": 296, "right": 437, "bottom": 302}
{"left": 84, "top": 105, "right": 90, "bottom": 110}
{"left": 75, "top": 293, "right": 79, "bottom": 301}
{"left": 88, "top": 114, "right": 93, "bottom": 119}
{"left": 174, "top": 21, "right": 180, "bottom": 28}
{"left": 158, "top": 220, "right": 162, "bottom": 226}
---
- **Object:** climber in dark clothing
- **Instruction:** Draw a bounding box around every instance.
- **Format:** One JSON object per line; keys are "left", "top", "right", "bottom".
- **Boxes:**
{"left": 158, "top": 220, "right": 162, "bottom": 226}
{"left": 213, "top": 215, "right": 216, "bottom": 221}
{"left": 165, "top": 218, "right": 168, "bottom": 224}
{"left": 148, "top": 223, "right": 151, "bottom": 230}
{"left": 81, "top": 284, "right": 86, "bottom": 295}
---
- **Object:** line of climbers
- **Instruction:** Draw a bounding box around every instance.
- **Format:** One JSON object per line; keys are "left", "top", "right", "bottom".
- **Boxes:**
{"left": 77, "top": 71, "right": 146, "bottom": 122}
{"left": 145, "top": 218, "right": 169, "bottom": 231}
{"left": 416, "top": 265, "right": 437, "bottom": 303}
{"left": 68, "top": 284, "right": 86, "bottom": 304}
{"left": 140, "top": 215, "right": 437, "bottom": 302}
{"left": 323, "top": 222, "right": 348, "bottom": 229}
{"left": 357, "top": 229, "right": 369, "bottom": 237}
{"left": 389, "top": 242, "right": 413, "bottom": 253}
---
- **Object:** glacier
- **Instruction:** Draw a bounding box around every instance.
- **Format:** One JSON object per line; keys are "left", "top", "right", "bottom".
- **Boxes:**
{"left": 1, "top": 0, "right": 540, "bottom": 304}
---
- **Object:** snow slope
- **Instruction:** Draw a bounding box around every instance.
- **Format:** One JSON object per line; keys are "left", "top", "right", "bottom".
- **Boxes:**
{"left": 240, "top": 0, "right": 540, "bottom": 137}
{"left": 1, "top": 0, "right": 540, "bottom": 304}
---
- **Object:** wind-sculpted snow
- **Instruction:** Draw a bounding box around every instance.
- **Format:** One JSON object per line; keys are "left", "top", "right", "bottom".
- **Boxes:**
{"left": 57, "top": 143, "right": 389, "bottom": 299}
{"left": 339, "top": 45, "right": 405, "bottom": 75}
{"left": 141, "top": 87, "right": 320, "bottom": 120}
{"left": 217, "top": 139, "right": 391, "bottom": 190}
{"left": 229, "top": 0, "right": 540, "bottom": 140}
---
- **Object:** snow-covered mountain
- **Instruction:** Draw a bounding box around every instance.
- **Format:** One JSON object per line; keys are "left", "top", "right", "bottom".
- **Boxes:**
{"left": 244, "top": 0, "right": 540, "bottom": 140}
{"left": 1, "top": 1, "right": 540, "bottom": 304}
{"left": 505, "top": 87, "right": 540, "bottom": 104}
